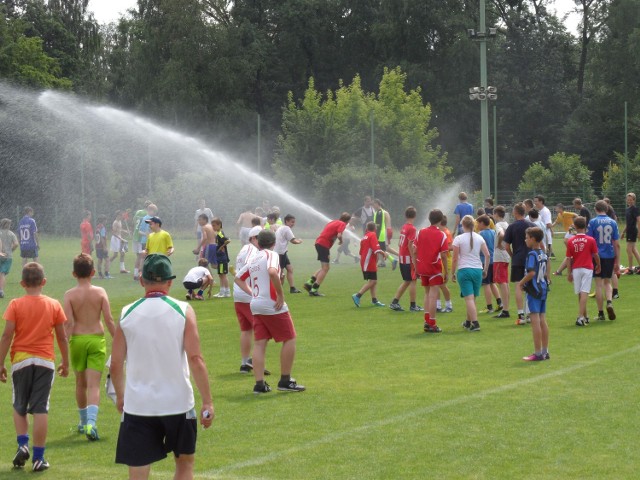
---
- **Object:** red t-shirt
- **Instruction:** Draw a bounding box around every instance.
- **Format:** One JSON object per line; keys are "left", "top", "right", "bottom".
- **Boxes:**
{"left": 398, "top": 222, "right": 417, "bottom": 264}
{"left": 567, "top": 233, "right": 598, "bottom": 269}
{"left": 315, "top": 220, "right": 347, "bottom": 249}
{"left": 360, "top": 231, "right": 382, "bottom": 272}
{"left": 80, "top": 220, "right": 93, "bottom": 248}
{"left": 414, "top": 225, "right": 448, "bottom": 276}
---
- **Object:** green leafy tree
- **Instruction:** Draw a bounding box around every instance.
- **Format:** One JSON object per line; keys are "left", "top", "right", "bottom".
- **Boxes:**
{"left": 517, "top": 152, "right": 595, "bottom": 202}
{"left": 602, "top": 148, "right": 640, "bottom": 202}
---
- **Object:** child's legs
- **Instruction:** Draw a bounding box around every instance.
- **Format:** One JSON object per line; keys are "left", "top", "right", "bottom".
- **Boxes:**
{"left": 174, "top": 454, "right": 195, "bottom": 480}
{"left": 0, "top": 272, "right": 6, "bottom": 291}
{"left": 218, "top": 273, "right": 228, "bottom": 289}
{"left": 604, "top": 278, "right": 612, "bottom": 301}
{"left": 529, "top": 313, "right": 543, "bottom": 352}
{"left": 490, "top": 283, "right": 500, "bottom": 300}
{"left": 393, "top": 281, "right": 410, "bottom": 301}
{"left": 369, "top": 280, "right": 378, "bottom": 299}
{"left": 632, "top": 243, "right": 640, "bottom": 263}
{"left": 13, "top": 409, "right": 28, "bottom": 436}
{"left": 441, "top": 283, "right": 451, "bottom": 301}
{"left": 557, "top": 257, "right": 568, "bottom": 273}
{"left": 482, "top": 284, "right": 492, "bottom": 305}
{"left": 409, "top": 280, "right": 417, "bottom": 302}
{"left": 315, "top": 263, "right": 330, "bottom": 285}
{"left": 428, "top": 286, "right": 441, "bottom": 318}
{"left": 32, "top": 414, "right": 48, "bottom": 447}
{"left": 539, "top": 313, "right": 549, "bottom": 349}
{"left": 463, "top": 294, "right": 477, "bottom": 321}
{"left": 514, "top": 283, "right": 524, "bottom": 310}
{"left": 86, "top": 369, "right": 103, "bottom": 406}
{"left": 75, "top": 370, "right": 88, "bottom": 408}
{"left": 252, "top": 339, "right": 268, "bottom": 382}
{"left": 285, "top": 264, "right": 295, "bottom": 287}
{"left": 280, "top": 338, "right": 296, "bottom": 376}
{"left": 240, "top": 330, "right": 252, "bottom": 358}
{"left": 358, "top": 279, "right": 375, "bottom": 296}
{"left": 578, "top": 292, "right": 588, "bottom": 317}
{"left": 595, "top": 277, "right": 604, "bottom": 310}
{"left": 498, "top": 282, "right": 510, "bottom": 310}
{"left": 128, "top": 465, "right": 152, "bottom": 480}
{"left": 626, "top": 242, "right": 636, "bottom": 267}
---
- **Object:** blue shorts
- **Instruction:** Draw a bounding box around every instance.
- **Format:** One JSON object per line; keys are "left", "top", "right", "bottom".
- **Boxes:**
{"left": 205, "top": 244, "right": 217, "bottom": 265}
{"left": 458, "top": 268, "right": 482, "bottom": 297}
{"left": 481, "top": 264, "right": 494, "bottom": 285}
{"left": 0, "top": 258, "right": 12, "bottom": 275}
{"left": 527, "top": 295, "right": 546, "bottom": 314}
{"left": 20, "top": 248, "right": 38, "bottom": 259}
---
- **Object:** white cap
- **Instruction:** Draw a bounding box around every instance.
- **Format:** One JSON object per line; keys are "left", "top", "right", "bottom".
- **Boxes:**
{"left": 248, "top": 226, "right": 262, "bottom": 238}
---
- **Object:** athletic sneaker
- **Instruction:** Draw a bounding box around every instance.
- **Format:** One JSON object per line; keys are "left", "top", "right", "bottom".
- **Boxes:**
{"left": 331, "top": 259, "right": 339, "bottom": 264}
{"left": 409, "top": 305, "right": 424, "bottom": 312}
{"left": 515, "top": 316, "right": 527, "bottom": 326}
{"left": 544, "top": 352, "right": 551, "bottom": 360}
{"left": 613, "top": 292, "right": 620, "bottom": 299}
{"left": 372, "top": 300, "right": 385, "bottom": 307}
{"left": 469, "top": 322, "right": 481, "bottom": 332}
{"left": 290, "top": 287, "right": 301, "bottom": 293}
{"left": 588, "top": 292, "right": 596, "bottom": 298}
{"left": 462, "top": 321, "right": 471, "bottom": 330}
{"left": 494, "top": 305, "right": 503, "bottom": 312}
{"left": 76, "top": 423, "right": 85, "bottom": 434}
{"left": 522, "top": 353, "right": 544, "bottom": 362}
{"left": 596, "top": 313, "right": 606, "bottom": 322}
{"left": 13, "top": 445, "right": 30, "bottom": 467}
{"left": 584, "top": 317, "right": 590, "bottom": 325}
{"left": 480, "top": 307, "right": 494, "bottom": 314}
{"left": 194, "top": 294, "right": 204, "bottom": 300}
{"left": 185, "top": 293, "right": 193, "bottom": 300}
{"left": 351, "top": 294, "right": 360, "bottom": 307}
{"left": 391, "top": 258, "right": 398, "bottom": 271}
{"left": 85, "top": 424, "right": 99, "bottom": 441}
{"left": 240, "top": 364, "right": 253, "bottom": 374}
{"left": 104, "top": 273, "right": 114, "bottom": 279}
{"left": 253, "top": 382, "right": 272, "bottom": 394}
{"left": 494, "top": 311, "right": 510, "bottom": 318}
{"left": 120, "top": 269, "right": 130, "bottom": 274}
{"left": 213, "top": 292, "right": 225, "bottom": 298}
{"left": 277, "top": 379, "right": 306, "bottom": 392}
{"left": 32, "top": 459, "right": 49, "bottom": 472}
{"left": 303, "top": 282, "right": 312, "bottom": 292}
{"left": 309, "top": 291, "right": 324, "bottom": 297}
{"left": 423, "top": 323, "right": 442, "bottom": 333}
{"left": 606, "top": 303, "right": 616, "bottom": 320}
{"left": 443, "top": 306, "right": 453, "bottom": 313}
{"left": 575, "top": 317, "right": 586, "bottom": 327}
{"left": 389, "top": 303, "right": 404, "bottom": 312}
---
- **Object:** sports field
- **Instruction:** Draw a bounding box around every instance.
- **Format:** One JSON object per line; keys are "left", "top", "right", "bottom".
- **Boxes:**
{"left": 0, "top": 236, "right": 638, "bottom": 479}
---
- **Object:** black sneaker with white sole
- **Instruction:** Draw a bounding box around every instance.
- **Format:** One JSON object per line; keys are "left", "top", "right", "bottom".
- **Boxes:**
{"left": 32, "top": 459, "right": 49, "bottom": 472}
{"left": 253, "top": 382, "right": 272, "bottom": 394}
{"left": 277, "top": 379, "right": 306, "bottom": 392}
{"left": 389, "top": 303, "right": 404, "bottom": 312}
{"left": 13, "top": 445, "right": 30, "bottom": 468}
{"left": 240, "top": 364, "right": 253, "bottom": 374}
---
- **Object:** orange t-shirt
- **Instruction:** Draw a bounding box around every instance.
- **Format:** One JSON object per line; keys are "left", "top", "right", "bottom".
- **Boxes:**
{"left": 3, "top": 295, "right": 67, "bottom": 362}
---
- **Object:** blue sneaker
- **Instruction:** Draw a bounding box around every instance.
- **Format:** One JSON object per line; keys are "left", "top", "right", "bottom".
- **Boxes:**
{"left": 85, "top": 424, "right": 99, "bottom": 441}
{"left": 391, "top": 258, "right": 398, "bottom": 270}
{"left": 352, "top": 294, "right": 360, "bottom": 307}
{"left": 372, "top": 300, "right": 385, "bottom": 307}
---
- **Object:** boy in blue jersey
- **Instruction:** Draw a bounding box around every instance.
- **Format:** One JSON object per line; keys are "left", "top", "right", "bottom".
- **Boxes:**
{"left": 518, "top": 227, "right": 550, "bottom": 361}
{"left": 587, "top": 200, "right": 619, "bottom": 321}
{"left": 454, "top": 192, "right": 474, "bottom": 235}
{"left": 18, "top": 207, "right": 39, "bottom": 266}
{"left": 477, "top": 215, "right": 502, "bottom": 313}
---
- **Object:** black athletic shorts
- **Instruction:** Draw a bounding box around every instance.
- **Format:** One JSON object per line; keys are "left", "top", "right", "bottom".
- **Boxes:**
{"left": 116, "top": 411, "right": 197, "bottom": 466}
{"left": 315, "top": 244, "right": 330, "bottom": 263}
{"left": 626, "top": 230, "right": 638, "bottom": 243}
{"left": 217, "top": 262, "right": 229, "bottom": 275}
{"left": 399, "top": 263, "right": 416, "bottom": 282}
{"left": 12, "top": 365, "right": 54, "bottom": 415}
{"left": 510, "top": 265, "right": 526, "bottom": 283}
{"left": 279, "top": 252, "right": 291, "bottom": 269}
{"left": 595, "top": 257, "right": 614, "bottom": 278}
{"left": 481, "top": 265, "right": 494, "bottom": 285}
{"left": 183, "top": 280, "right": 203, "bottom": 291}
{"left": 362, "top": 271, "right": 377, "bottom": 281}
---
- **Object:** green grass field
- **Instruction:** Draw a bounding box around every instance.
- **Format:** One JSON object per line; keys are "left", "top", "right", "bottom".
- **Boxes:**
{"left": 1, "top": 235, "right": 639, "bottom": 479}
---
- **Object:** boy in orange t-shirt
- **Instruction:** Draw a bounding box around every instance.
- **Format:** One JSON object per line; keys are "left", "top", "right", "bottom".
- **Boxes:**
{"left": 0, "top": 262, "right": 69, "bottom": 472}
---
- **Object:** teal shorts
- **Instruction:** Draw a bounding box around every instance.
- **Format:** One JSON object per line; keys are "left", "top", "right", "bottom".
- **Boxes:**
{"left": 458, "top": 268, "right": 482, "bottom": 298}
{"left": 70, "top": 334, "right": 107, "bottom": 372}
{"left": 0, "top": 258, "right": 12, "bottom": 275}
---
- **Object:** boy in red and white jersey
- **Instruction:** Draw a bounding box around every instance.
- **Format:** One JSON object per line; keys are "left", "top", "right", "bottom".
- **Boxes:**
{"left": 351, "top": 222, "right": 388, "bottom": 307}
{"left": 235, "top": 230, "right": 304, "bottom": 394}
{"left": 567, "top": 216, "right": 600, "bottom": 326}
{"left": 389, "top": 206, "right": 423, "bottom": 312}
{"left": 414, "top": 209, "right": 449, "bottom": 333}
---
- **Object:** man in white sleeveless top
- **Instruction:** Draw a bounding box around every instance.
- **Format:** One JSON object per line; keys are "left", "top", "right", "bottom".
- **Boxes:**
{"left": 110, "top": 254, "right": 214, "bottom": 480}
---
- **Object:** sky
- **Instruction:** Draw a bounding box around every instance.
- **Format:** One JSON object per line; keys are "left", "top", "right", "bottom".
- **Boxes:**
{"left": 89, "top": 0, "right": 581, "bottom": 32}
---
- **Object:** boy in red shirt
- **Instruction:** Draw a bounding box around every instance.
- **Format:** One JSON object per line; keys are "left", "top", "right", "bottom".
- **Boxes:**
{"left": 304, "top": 212, "right": 351, "bottom": 297}
{"left": 352, "top": 222, "right": 389, "bottom": 307}
{"left": 389, "top": 206, "right": 422, "bottom": 312}
{"left": 567, "top": 216, "right": 601, "bottom": 326}
{"left": 414, "top": 209, "right": 449, "bottom": 333}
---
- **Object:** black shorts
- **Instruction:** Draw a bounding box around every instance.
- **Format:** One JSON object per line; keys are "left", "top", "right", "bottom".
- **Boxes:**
{"left": 96, "top": 248, "right": 108, "bottom": 260}
{"left": 183, "top": 280, "right": 203, "bottom": 291}
{"left": 217, "top": 262, "right": 229, "bottom": 275}
{"left": 626, "top": 230, "right": 638, "bottom": 243}
{"left": 279, "top": 252, "right": 291, "bottom": 269}
{"left": 20, "top": 248, "right": 38, "bottom": 259}
{"left": 315, "top": 244, "right": 330, "bottom": 263}
{"left": 12, "top": 365, "right": 54, "bottom": 415}
{"left": 115, "top": 411, "right": 197, "bottom": 467}
{"left": 363, "top": 271, "right": 377, "bottom": 281}
{"left": 510, "top": 265, "right": 526, "bottom": 283}
{"left": 399, "top": 263, "right": 416, "bottom": 282}
{"left": 379, "top": 241, "right": 387, "bottom": 252}
{"left": 481, "top": 265, "right": 494, "bottom": 285}
{"left": 595, "top": 257, "right": 614, "bottom": 278}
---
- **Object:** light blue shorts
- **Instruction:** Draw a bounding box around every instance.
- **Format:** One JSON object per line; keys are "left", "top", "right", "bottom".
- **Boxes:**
{"left": 458, "top": 268, "right": 482, "bottom": 297}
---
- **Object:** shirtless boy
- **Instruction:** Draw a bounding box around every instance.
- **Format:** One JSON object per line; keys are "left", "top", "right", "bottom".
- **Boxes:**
{"left": 193, "top": 214, "right": 217, "bottom": 267}
{"left": 63, "top": 254, "right": 116, "bottom": 441}
{"left": 237, "top": 207, "right": 262, "bottom": 246}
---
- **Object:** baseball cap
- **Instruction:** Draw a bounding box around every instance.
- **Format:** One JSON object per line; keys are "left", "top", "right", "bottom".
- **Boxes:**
{"left": 248, "top": 226, "right": 262, "bottom": 238}
{"left": 142, "top": 254, "right": 176, "bottom": 282}
{"left": 145, "top": 216, "right": 162, "bottom": 226}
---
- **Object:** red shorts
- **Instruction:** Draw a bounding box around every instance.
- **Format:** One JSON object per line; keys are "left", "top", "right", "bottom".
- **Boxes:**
{"left": 253, "top": 312, "right": 297, "bottom": 343}
{"left": 234, "top": 302, "right": 254, "bottom": 332}
{"left": 420, "top": 273, "right": 444, "bottom": 287}
{"left": 493, "top": 262, "right": 509, "bottom": 283}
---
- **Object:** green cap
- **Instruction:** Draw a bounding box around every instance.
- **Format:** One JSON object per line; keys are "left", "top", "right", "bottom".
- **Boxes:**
{"left": 142, "top": 254, "right": 176, "bottom": 282}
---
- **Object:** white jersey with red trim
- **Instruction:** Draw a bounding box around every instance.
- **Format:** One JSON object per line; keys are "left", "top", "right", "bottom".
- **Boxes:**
{"left": 237, "top": 249, "right": 289, "bottom": 315}
{"left": 233, "top": 243, "right": 257, "bottom": 303}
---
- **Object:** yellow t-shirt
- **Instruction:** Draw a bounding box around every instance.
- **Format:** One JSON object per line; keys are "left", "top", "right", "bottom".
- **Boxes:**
{"left": 146, "top": 230, "right": 173, "bottom": 255}
{"left": 557, "top": 211, "right": 578, "bottom": 232}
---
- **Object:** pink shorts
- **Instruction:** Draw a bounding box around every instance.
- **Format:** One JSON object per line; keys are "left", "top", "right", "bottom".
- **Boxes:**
{"left": 234, "top": 302, "right": 254, "bottom": 332}
{"left": 253, "top": 312, "right": 297, "bottom": 343}
{"left": 493, "top": 262, "right": 509, "bottom": 283}
{"left": 420, "top": 274, "right": 444, "bottom": 287}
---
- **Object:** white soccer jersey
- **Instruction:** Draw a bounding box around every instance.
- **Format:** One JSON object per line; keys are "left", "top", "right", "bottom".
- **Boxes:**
{"left": 539, "top": 206, "right": 553, "bottom": 244}
{"left": 233, "top": 243, "right": 257, "bottom": 303}
{"left": 275, "top": 225, "right": 295, "bottom": 255}
{"left": 183, "top": 266, "right": 210, "bottom": 284}
{"left": 237, "top": 249, "right": 288, "bottom": 315}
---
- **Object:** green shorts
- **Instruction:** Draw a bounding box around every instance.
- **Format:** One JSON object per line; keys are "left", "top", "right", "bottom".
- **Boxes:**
{"left": 70, "top": 334, "right": 107, "bottom": 372}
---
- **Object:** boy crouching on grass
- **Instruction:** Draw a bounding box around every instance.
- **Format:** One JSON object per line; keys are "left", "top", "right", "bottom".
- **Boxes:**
{"left": 63, "top": 253, "right": 116, "bottom": 441}
{"left": 183, "top": 259, "right": 214, "bottom": 300}
{"left": 352, "top": 222, "right": 389, "bottom": 307}
{"left": 518, "top": 227, "right": 550, "bottom": 361}
{"left": 566, "top": 217, "right": 600, "bottom": 326}
{"left": 0, "top": 262, "right": 69, "bottom": 471}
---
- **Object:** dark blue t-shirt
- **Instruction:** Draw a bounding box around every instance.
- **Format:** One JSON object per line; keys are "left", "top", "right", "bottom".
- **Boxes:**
{"left": 504, "top": 219, "right": 534, "bottom": 266}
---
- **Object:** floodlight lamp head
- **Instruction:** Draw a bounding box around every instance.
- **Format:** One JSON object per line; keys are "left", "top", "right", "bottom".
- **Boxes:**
{"left": 469, "top": 93, "right": 478, "bottom": 100}
{"left": 487, "top": 86, "right": 497, "bottom": 93}
{"left": 487, "top": 93, "right": 498, "bottom": 101}
{"left": 467, "top": 29, "right": 476, "bottom": 38}
{"left": 477, "top": 93, "right": 487, "bottom": 100}
{"left": 469, "top": 87, "right": 480, "bottom": 94}
{"left": 488, "top": 27, "right": 497, "bottom": 37}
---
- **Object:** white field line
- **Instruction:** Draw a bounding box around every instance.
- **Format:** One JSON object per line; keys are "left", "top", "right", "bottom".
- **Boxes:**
{"left": 199, "top": 344, "right": 640, "bottom": 478}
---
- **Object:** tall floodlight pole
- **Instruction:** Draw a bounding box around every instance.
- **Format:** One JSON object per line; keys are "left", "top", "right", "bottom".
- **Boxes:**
{"left": 625, "top": 101, "right": 628, "bottom": 194}
{"left": 479, "top": 0, "right": 490, "bottom": 201}
{"left": 370, "top": 111, "right": 375, "bottom": 198}
{"left": 257, "top": 113, "right": 262, "bottom": 175}
{"left": 493, "top": 104, "right": 498, "bottom": 204}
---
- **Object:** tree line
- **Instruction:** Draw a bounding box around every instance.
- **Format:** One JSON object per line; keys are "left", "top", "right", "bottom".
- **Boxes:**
{"left": 1, "top": 0, "right": 639, "bottom": 221}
